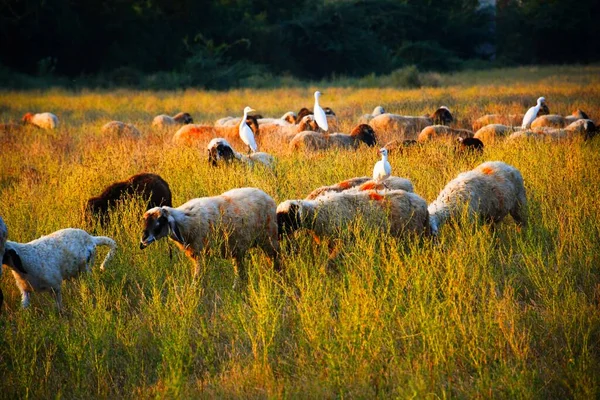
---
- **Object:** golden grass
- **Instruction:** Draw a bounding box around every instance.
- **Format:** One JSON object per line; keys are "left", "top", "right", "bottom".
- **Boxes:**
{"left": 0, "top": 65, "right": 599, "bottom": 398}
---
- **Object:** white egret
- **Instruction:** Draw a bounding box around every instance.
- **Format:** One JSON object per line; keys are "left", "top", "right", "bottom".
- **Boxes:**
{"left": 373, "top": 148, "right": 391, "bottom": 183}
{"left": 313, "top": 91, "right": 328, "bottom": 131}
{"left": 239, "top": 106, "right": 258, "bottom": 153}
{"left": 522, "top": 97, "right": 546, "bottom": 129}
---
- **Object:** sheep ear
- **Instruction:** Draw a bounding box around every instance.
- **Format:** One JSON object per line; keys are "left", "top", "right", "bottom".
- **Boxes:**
{"left": 167, "top": 215, "right": 184, "bottom": 243}
{"left": 2, "top": 248, "right": 26, "bottom": 274}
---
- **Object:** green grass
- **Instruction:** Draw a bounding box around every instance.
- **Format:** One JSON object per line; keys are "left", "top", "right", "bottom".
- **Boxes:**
{"left": 1, "top": 65, "right": 599, "bottom": 398}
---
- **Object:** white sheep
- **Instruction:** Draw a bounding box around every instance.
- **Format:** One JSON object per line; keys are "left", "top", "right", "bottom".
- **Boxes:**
{"left": 418, "top": 125, "right": 474, "bottom": 142}
{"left": 260, "top": 115, "right": 319, "bottom": 143}
{"left": 101, "top": 121, "right": 141, "bottom": 138}
{"left": 2, "top": 228, "right": 117, "bottom": 310}
{"left": 22, "top": 112, "right": 59, "bottom": 130}
{"left": 305, "top": 176, "right": 414, "bottom": 200}
{"left": 277, "top": 189, "right": 430, "bottom": 239}
{"left": 207, "top": 138, "right": 275, "bottom": 168}
{"left": 289, "top": 124, "right": 378, "bottom": 151}
{"left": 473, "top": 124, "right": 521, "bottom": 145}
{"left": 152, "top": 112, "right": 193, "bottom": 128}
{"left": 509, "top": 119, "right": 597, "bottom": 141}
{"left": 139, "top": 187, "right": 279, "bottom": 283}
{"left": 428, "top": 161, "right": 527, "bottom": 236}
{"left": 358, "top": 106, "right": 386, "bottom": 124}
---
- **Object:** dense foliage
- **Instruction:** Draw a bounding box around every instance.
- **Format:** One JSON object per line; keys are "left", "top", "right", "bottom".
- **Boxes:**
{"left": 1, "top": 0, "right": 599, "bottom": 88}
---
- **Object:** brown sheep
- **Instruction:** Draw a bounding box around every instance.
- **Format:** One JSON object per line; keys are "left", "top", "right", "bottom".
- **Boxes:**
{"left": 456, "top": 137, "right": 484, "bottom": 154}
{"left": 564, "top": 109, "right": 590, "bottom": 124}
{"left": 368, "top": 106, "right": 453, "bottom": 141}
{"left": 85, "top": 173, "right": 172, "bottom": 224}
{"left": 101, "top": 121, "right": 142, "bottom": 138}
{"left": 152, "top": 112, "right": 194, "bottom": 128}
{"left": 289, "top": 124, "right": 377, "bottom": 151}
{"left": 418, "top": 125, "right": 474, "bottom": 142}
{"left": 172, "top": 116, "right": 259, "bottom": 148}
{"left": 260, "top": 115, "right": 319, "bottom": 142}
{"left": 472, "top": 104, "right": 550, "bottom": 131}
{"left": 473, "top": 124, "right": 519, "bottom": 145}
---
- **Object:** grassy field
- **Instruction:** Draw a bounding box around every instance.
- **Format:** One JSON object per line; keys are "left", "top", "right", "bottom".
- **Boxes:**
{"left": 1, "top": 65, "right": 599, "bottom": 398}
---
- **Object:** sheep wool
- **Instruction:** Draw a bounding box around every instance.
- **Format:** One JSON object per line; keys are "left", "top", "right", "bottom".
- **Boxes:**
{"left": 428, "top": 161, "right": 527, "bottom": 235}
{"left": 22, "top": 112, "right": 59, "bottom": 129}
{"left": 140, "top": 187, "right": 279, "bottom": 282}
{"left": 289, "top": 124, "right": 377, "bottom": 151}
{"left": 152, "top": 112, "right": 193, "bottom": 128}
{"left": 101, "top": 121, "right": 141, "bottom": 138}
{"left": 305, "top": 176, "right": 414, "bottom": 200}
{"left": 2, "top": 228, "right": 117, "bottom": 309}
{"left": 277, "top": 189, "right": 429, "bottom": 239}
{"left": 207, "top": 138, "right": 275, "bottom": 168}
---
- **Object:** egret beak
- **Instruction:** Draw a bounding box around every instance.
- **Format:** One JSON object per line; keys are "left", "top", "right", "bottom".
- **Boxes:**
{"left": 248, "top": 108, "right": 257, "bottom": 114}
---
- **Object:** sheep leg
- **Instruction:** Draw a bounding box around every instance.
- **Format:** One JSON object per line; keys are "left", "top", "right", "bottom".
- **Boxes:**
{"left": 232, "top": 256, "right": 248, "bottom": 290}
{"left": 21, "top": 290, "right": 31, "bottom": 308}
{"left": 52, "top": 288, "right": 63, "bottom": 311}
{"left": 510, "top": 199, "right": 528, "bottom": 229}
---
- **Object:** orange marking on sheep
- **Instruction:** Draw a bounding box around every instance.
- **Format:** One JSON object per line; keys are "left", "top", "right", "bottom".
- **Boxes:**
{"left": 480, "top": 166, "right": 494, "bottom": 175}
{"left": 359, "top": 181, "right": 377, "bottom": 191}
{"left": 338, "top": 180, "right": 353, "bottom": 189}
{"left": 369, "top": 192, "right": 384, "bottom": 201}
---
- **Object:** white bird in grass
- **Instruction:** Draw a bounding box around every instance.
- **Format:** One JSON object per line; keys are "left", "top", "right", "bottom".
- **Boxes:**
{"left": 522, "top": 97, "right": 546, "bottom": 129}
{"left": 239, "top": 106, "right": 258, "bottom": 153}
{"left": 373, "top": 148, "right": 391, "bottom": 184}
{"left": 313, "top": 90, "right": 328, "bottom": 131}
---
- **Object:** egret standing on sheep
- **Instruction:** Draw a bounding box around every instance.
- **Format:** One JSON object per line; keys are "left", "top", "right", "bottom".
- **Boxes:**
{"left": 522, "top": 97, "right": 546, "bottom": 129}
{"left": 373, "top": 148, "right": 392, "bottom": 185}
{"left": 313, "top": 91, "right": 328, "bottom": 132}
{"left": 239, "top": 106, "right": 258, "bottom": 153}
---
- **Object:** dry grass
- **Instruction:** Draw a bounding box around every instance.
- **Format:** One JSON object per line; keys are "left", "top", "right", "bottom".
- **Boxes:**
{"left": 1, "top": 65, "right": 599, "bottom": 398}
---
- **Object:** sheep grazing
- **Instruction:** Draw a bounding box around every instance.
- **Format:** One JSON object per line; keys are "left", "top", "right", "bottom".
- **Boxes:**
{"left": 509, "top": 119, "right": 597, "bottom": 141}
{"left": 0, "top": 216, "right": 7, "bottom": 311}
{"left": 172, "top": 115, "right": 260, "bottom": 148}
{"left": 418, "top": 125, "right": 474, "bottom": 142}
{"left": 358, "top": 106, "right": 386, "bottom": 124}
{"left": 305, "top": 176, "right": 414, "bottom": 200}
{"left": 152, "top": 112, "right": 193, "bottom": 128}
{"left": 456, "top": 137, "right": 484, "bottom": 154}
{"left": 428, "top": 161, "right": 527, "bottom": 236}
{"left": 277, "top": 189, "right": 430, "bottom": 239}
{"left": 86, "top": 173, "right": 172, "bottom": 224}
{"left": 531, "top": 114, "right": 567, "bottom": 129}
{"left": 22, "top": 112, "right": 59, "bottom": 130}
{"left": 260, "top": 115, "right": 319, "bottom": 143}
{"left": 101, "top": 121, "right": 142, "bottom": 138}
{"left": 472, "top": 114, "right": 524, "bottom": 131}
{"left": 139, "top": 187, "right": 279, "bottom": 283}
{"left": 473, "top": 124, "right": 519, "bottom": 145}
{"left": 216, "top": 112, "right": 294, "bottom": 127}
{"left": 289, "top": 124, "right": 377, "bottom": 151}
{"left": 368, "top": 106, "right": 453, "bottom": 141}
{"left": 207, "top": 138, "right": 275, "bottom": 168}
{"left": 2, "top": 228, "right": 117, "bottom": 310}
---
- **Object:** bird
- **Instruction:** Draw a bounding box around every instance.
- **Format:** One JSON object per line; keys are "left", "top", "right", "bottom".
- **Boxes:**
{"left": 313, "top": 91, "right": 328, "bottom": 132}
{"left": 239, "top": 106, "right": 258, "bottom": 153}
{"left": 522, "top": 97, "right": 546, "bottom": 129}
{"left": 373, "top": 148, "right": 392, "bottom": 184}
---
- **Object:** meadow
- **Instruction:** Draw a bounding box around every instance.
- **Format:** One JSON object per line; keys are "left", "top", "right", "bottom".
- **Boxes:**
{"left": 1, "top": 65, "right": 599, "bottom": 398}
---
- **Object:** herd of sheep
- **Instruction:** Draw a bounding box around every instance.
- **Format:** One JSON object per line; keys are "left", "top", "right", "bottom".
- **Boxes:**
{"left": 1, "top": 92, "right": 597, "bottom": 312}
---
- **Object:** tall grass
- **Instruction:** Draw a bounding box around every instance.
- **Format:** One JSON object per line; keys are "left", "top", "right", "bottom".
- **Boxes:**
{"left": 0, "top": 66, "right": 599, "bottom": 398}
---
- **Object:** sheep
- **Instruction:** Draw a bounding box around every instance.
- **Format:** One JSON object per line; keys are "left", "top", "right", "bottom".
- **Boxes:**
{"left": 0, "top": 216, "right": 7, "bottom": 310}
{"left": 172, "top": 116, "right": 259, "bottom": 148}
{"left": 139, "top": 187, "right": 279, "bottom": 283}
{"left": 22, "top": 112, "right": 59, "bottom": 130}
{"left": 564, "top": 109, "right": 589, "bottom": 124}
{"left": 509, "top": 119, "right": 597, "bottom": 141}
{"left": 86, "top": 173, "right": 172, "bottom": 224}
{"left": 296, "top": 107, "right": 339, "bottom": 132}
{"left": 358, "top": 106, "right": 386, "bottom": 124}
{"left": 305, "top": 176, "right": 414, "bottom": 200}
{"left": 456, "top": 137, "right": 484, "bottom": 154}
{"left": 428, "top": 161, "right": 527, "bottom": 236}
{"left": 471, "top": 103, "right": 551, "bottom": 131}
{"left": 207, "top": 138, "right": 275, "bottom": 168}
{"left": 152, "top": 112, "right": 193, "bottom": 128}
{"left": 101, "top": 121, "right": 141, "bottom": 138}
{"left": 473, "top": 124, "right": 520, "bottom": 145}
{"left": 289, "top": 124, "right": 377, "bottom": 151}
{"left": 276, "top": 189, "right": 430, "bottom": 239}
{"left": 531, "top": 114, "right": 567, "bottom": 129}
{"left": 417, "top": 125, "right": 474, "bottom": 142}
{"left": 259, "top": 115, "right": 319, "bottom": 143}
{"left": 368, "top": 106, "right": 453, "bottom": 141}
{"left": 2, "top": 228, "right": 117, "bottom": 310}
{"left": 216, "top": 112, "right": 296, "bottom": 127}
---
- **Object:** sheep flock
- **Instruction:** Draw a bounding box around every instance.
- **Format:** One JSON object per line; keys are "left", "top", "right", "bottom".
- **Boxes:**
{"left": 1, "top": 93, "right": 597, "bottom": 313}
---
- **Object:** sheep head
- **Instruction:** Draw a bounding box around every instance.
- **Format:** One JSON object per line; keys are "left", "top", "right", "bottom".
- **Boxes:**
{"left": 22, "top": 113, "right": 34, "bottom": 124}
{"left": 432, "top": 106, "right": 453, "bottom": 125}
{"left": 174, "top": 112, "right": 194, "bottom": 124}
{"left": 538, "top": 103, "right": 550, "bottom": 116}
{"left": 351, "top": 124, "right": 377, "bottom": 147}
{"left": 572, "top": 109, "right": 589, "bottom": 119}
{"left": 140, "top": 207, "right": 183, "bottom": 249}
{"left": 298, "top": 115, "right": 318, "bottom": 132}
{"left": 276, "top": 201, "right": 303, "bottom": 236}
{"left": 282, "top": 111, "right": 297, "bottom": 124}
{"left": 323, "top": 107, "right": 336, "bottom": 116}
{"left": 207, "top": 139, "right": 236, "bottom": 166}
{"left": 296, "top": 107, "right": 311, "bottom": 123}
{"left": 2, "top": 245, "right": 26, "bottom": 274}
